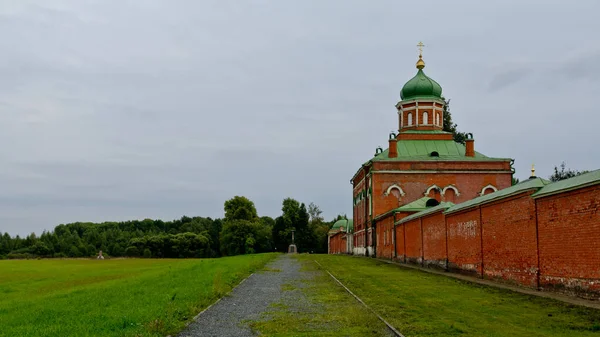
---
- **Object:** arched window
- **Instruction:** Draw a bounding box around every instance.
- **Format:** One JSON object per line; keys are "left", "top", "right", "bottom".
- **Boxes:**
{"left": 423, "top": 111, "right": 428, "bottom": 125}
{"left": 480, "top": 184, "right": 498, "bottom": 196}
{"left": 407, "top": 113, "right": 413, "bottom": 126}
{"left": 385, "top": 184, "right": 406, "bottom": 197}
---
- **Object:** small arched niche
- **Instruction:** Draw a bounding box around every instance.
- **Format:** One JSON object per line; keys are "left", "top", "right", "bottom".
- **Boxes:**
{"left": 384, "top": 184, "right": 405, "bottom": 198}
{"left": 480, "top": 184, "right": 498, "bottom": 196}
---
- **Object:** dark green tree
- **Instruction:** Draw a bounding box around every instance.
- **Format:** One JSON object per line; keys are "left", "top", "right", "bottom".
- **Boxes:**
{"left": 549, "top": 161, "right": 590, "bottom": 182}
{"left": 219, "top": 196, "right": 271, "bottom": 256}
{"left": 272, "top": 198, "right": 312, "bottom": 253}
{"left": 307, "top": 202, "right": 330, "bottom": 254}
{"left": 224, "top": 196, "right": 259, "bottom": 221}
{"left": 442, "top": 98, "right": 469, "bottom": 144}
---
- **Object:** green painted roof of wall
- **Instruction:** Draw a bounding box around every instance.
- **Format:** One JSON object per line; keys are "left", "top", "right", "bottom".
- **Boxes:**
{"left": 331, "top": 219, "right": 354, "bottom": 232}
{"left": 370, "top": 139, "right": 512, "bottom": 163}
{"left": 396, "top": 202, "right": 454, "bottom": 225}
{"left": 400, "top": 69, "right": 443, "bottom": 100}
{"left": 532, "top": 169, "right": 600, "bottom": 199}
{"left": 396, "top": 196, "right": 434, "bottom": 212}
{"left": 445, "top": 177, "right": 551, "bottom": 214}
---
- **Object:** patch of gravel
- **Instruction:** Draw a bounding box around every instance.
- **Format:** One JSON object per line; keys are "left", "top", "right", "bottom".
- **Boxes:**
{"left": 177, "top": 254, "right": 306, "bottom": 337}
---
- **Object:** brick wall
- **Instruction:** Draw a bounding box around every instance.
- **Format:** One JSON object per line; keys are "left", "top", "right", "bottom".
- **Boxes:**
{"left": 481, "top": 193, "right": 539, "bottom": 287}
{"left": 345, "top": 173, "right": 600, "bottom": 300}
{"left": 422, "top": 211, "right": 447, "bottom": 270}
{"left": 395, "top": 221, "right": 406, "bottom": 262}
{"left": 446, "top": 208, "right": 482, "bottom": 276}
{"left": 372, "top": 171, "right": 512, "bottom": 217}
{"left": 404, "top": 218, "right": 423, "bottom": 264}
{"left": 375, "top": 215, "right": 395, "bottom": 259}
{"left": 536, "top": 185, "right": 600, "bottom": 298}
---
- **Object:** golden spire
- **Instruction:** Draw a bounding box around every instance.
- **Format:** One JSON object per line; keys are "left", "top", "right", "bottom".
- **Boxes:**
{"left": 531, "top": 163, "right": 536, "bottom": 177}
{"left": 416, "top": 41, "right": 425, "bottom": 69}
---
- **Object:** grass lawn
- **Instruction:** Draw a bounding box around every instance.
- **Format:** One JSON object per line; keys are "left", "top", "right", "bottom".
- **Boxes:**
{"left": 0, "top": 253, "right": 277, "bottom": 337}
{"left": 249, "top": 256, "right": 390, "bottom": 336}
{"left": 307, "top": 254, "right": 600, "bottom": 337}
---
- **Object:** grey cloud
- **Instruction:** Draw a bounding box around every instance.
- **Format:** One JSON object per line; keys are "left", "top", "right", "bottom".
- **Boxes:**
{"left": 1, "top": 0, "right": 599, "bottom": 235}
{"left": 487, "top": 66, "right": 532, "bottom": 92}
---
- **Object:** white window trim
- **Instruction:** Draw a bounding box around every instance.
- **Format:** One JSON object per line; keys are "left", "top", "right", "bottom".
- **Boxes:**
{"left": 479, "top": 184, "right": 498, "bottom": 196}
{"left": 384, "top": 184, "right": 406, "bottom": 197}
{"left": 442, "top": 185, "right": 461, "bottom": 196}
{"left": 424, "top": 184, "right": 442, "bottom": 196}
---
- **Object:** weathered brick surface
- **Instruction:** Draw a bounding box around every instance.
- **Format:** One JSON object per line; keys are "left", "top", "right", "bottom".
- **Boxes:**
{"left": 375, "top": 215, "right": 395, "bottom": 259}
{"left": 422, "top": 211, "right": 447, "bottom": 269}
{"left": 537, "top": 185, "right": 600, "bottom": 298}
{"left": 404, "top": 218, "right": 423, "bottom": 264}
{"left": 446, "top": 208, "right": 482, "bottom": 275}
{"left": 395, "top": 223, "right": 406, "bottom": 262}
{"left": 481, "top": 192, "right": 538, "bottom": 287}
{"left": 371, "top": 171, "right": 512, "bottom": 217}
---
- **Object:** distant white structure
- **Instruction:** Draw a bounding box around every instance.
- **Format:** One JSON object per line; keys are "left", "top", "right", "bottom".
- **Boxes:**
{"left": 97, "top": 250, "right": 104, "bottom": 260}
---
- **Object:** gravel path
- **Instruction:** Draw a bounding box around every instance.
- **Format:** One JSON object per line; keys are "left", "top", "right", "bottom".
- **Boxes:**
{"left": 177, "top": 254, "right": 303, "bottom": 337}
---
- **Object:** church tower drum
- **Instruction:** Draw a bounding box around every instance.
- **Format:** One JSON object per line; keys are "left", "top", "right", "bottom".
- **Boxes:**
{"left": 397, "top": 42, "right": 445, "bottom": 132}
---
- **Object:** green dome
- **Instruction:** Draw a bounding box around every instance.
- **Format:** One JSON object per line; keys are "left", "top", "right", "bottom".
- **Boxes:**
{"left": 400, "top": 69, "right": 443, "bottom": 100}
{"left": 331, "top": 219, "right": 353, "bottom": 232}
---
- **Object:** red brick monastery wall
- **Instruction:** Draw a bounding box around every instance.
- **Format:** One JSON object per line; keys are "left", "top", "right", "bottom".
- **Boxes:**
{"left": 446, "top": 208, "right": 482, "bottom": 276}
{"left": 536, "top": 185, "right": 600, "bottom": 298}
{"left": 481, "top": 193, "right": 539, "bottom": 287}
{"left": 370, "top": 182, "right": 600, "bottom": 299}
{"left": 421, "top": 212, "right": 447, "bottom": 270}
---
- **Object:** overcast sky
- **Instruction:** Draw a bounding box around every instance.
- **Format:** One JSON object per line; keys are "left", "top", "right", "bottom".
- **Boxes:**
{"left": 1, "top": 0, "right": 599, "bottom": 236}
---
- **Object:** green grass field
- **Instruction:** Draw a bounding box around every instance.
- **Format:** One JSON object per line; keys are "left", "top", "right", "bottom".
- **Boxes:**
{"left": 0, "top": 254, "right": 277, "bottom": 337}
{"left": 309, "top": 255, "right": 600, "bottom": 337}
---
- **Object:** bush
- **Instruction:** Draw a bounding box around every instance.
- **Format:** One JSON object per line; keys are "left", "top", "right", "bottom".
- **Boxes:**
{"left": 125, "top": 246, "right": 139, "bottom": 257}
{"left": 7, "top": 253, "right": 34, "bottom": 259}
{"left": 143, "top": 248, "right": 152, "bottom": 258}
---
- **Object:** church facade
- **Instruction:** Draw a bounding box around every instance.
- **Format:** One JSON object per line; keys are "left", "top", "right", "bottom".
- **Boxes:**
{"left": 350, "top": 51, "right": 513, "bottom": 257}
{"left": 327, "top": 47, "right": 600, "bottom": 299}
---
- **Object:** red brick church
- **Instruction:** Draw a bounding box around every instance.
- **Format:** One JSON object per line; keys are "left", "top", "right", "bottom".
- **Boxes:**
{"left": 328, "top": 45, "right": 600, "bottom": 299}
{"left": 346, "top": 47, "right": 513, "bottom": 256}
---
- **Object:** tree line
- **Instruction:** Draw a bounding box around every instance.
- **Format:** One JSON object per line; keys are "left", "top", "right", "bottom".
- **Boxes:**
{"left": 0, "top": 196, "right": 341, "bottom": 259}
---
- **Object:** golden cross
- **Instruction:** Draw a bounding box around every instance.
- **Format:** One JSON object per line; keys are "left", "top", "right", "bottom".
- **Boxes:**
{"left": 417, "top": 41, "right": 425, "bottom": 56}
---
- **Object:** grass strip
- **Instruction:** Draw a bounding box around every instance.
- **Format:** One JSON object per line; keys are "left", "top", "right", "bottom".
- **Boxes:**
{"left": 308, "top": 255, "right": 600, "bottom": 337}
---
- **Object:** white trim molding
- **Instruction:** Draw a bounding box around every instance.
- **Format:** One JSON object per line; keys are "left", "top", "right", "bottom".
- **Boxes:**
{"left": 424, "top": 184, "right": 442, "bottom": 196}
{"left": 480, "top": 184, "right": 498, "bottom": 196}
{"left": 384, "top": 184, "right": 406, "bottom": 197}
{"left": 442, "top": 185, "right": 461, "bottom": 196}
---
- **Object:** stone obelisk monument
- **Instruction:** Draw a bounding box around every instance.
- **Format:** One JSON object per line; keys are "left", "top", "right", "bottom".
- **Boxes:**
{"left": 287, "top": 228, "right": 297, "bottom": 254}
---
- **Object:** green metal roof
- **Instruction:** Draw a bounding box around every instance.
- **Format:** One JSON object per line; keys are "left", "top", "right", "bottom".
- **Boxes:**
{"left": 532, "top": 169, "right": 600, "bottom": 199}
{"left": 445, "top": 177, "right": 551, "bottom": 214}
{"left": 396, "top": 196, "right": 434, "bottom": 212}
{"left": 395, "top": 202, "right": 454, "bottom": 225}
{"left": 400, "top": 69, "right": 443, "bottom": 100}
{"left": 331, "top": 219, "right": 354, "bottom": 232}
{"left": 373, "top": 196, "right": 439, "bottom": 221}
{"left": 370, "top": 139, "right": 512, "bottom": 162}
